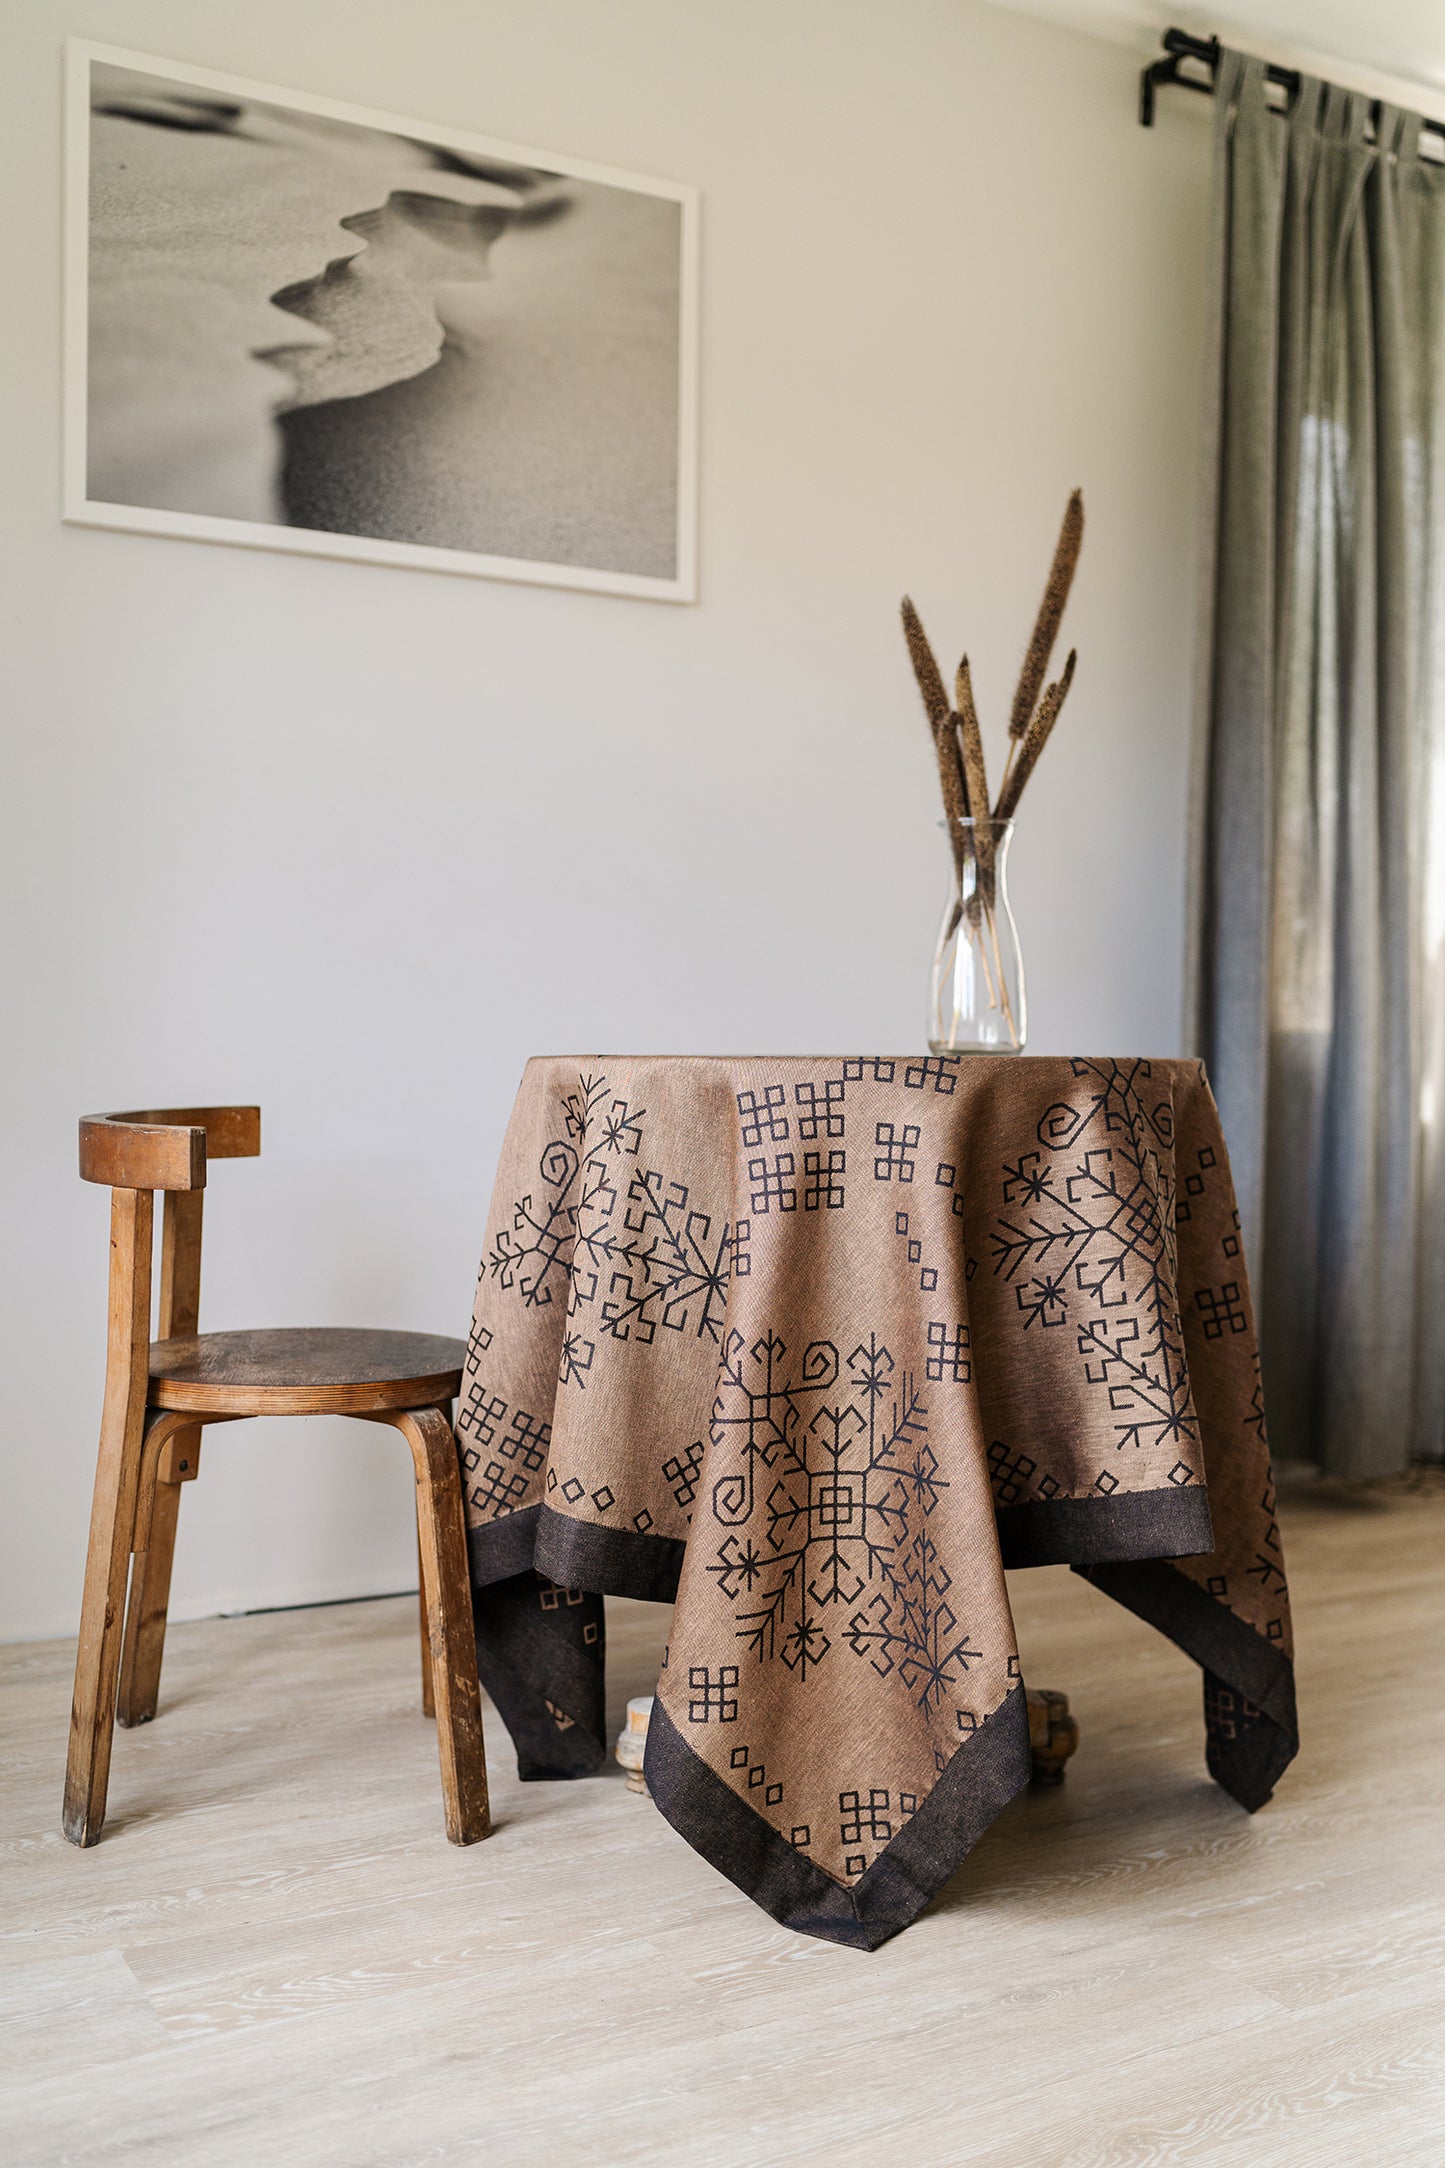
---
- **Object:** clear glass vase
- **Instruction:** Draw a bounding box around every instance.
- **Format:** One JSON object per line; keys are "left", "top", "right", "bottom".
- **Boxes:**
{"left": 928, "top": 818, "right": 1026, "bottom": 1054}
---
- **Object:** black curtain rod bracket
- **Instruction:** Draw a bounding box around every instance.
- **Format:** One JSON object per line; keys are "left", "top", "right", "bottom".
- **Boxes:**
{"left": 1139, "top": 25, "right": 1445, "bottom": 153}
{"left": 1139, "top": 28, "right": 1224, "bottom": 128}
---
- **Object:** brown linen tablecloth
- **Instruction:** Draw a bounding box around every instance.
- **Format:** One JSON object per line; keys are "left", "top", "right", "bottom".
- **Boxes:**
{"left": 460, "top": 1055, "right": 1296, "bottom": 1949}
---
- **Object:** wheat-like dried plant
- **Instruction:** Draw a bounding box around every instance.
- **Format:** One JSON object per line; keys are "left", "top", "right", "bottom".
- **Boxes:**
{"left": 899, "top": 491, "right": 1084, "bottom": 1047}
{"left": 997, "top": 488, "right": 1083, "bottom": 811}
{"left": 902, "top": 597, "right": 970, "bottom": 933}
{"left": 1009, "top": 488, "right": 1083, "bottom": 733}
{"left": 954, "top": 655, "right": 992, "bottom": 890}
{"left": 900, "top": 595, "right": 951, "bottom": 732}
{"left": 996, "top": 648, "right": 1076, "bottom": 822}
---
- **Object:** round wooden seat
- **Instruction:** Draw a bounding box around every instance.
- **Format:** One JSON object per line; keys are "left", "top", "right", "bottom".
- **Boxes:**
{"left": 148, "top": 1327, "right": 466, "bottom": 1417}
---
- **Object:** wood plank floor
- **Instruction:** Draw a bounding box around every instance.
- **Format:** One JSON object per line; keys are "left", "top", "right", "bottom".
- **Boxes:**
{"left": 3, "top": 1487, "right": 1443, "bottom": 2166}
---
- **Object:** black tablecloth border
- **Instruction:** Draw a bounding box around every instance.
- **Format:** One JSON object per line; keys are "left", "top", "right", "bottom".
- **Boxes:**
{"left": 643, "top": 1685, "right": 1033, "bottom": 1952}
{"left": 469, "top": 1487, "right": 1214, "bottom": 1599}
{"left": 468, "top": 1503, "right": 542, "bottom": 1587}
{"left": 469, "top": 1566, "right": 608, "bottom": 1782}
{"left": 465, "top": 1504, "right": 1298, "bottom": 1823}
{"left": 470, "top": 1505, "right": 684, "bottom": 1603}
{"left": 1077, "top": 1558, "right": 1298, "bottom": 1809}
{"left": 996, "top": 1486, "right": 1214, "bottom": 1568}
{"left": 536, "top": 1507, "right": 686, "bottom": 1604}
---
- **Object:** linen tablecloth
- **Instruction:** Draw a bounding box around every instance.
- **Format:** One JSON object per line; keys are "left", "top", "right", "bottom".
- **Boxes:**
{"left": 460, "top": 1056, "right": 1296, "bottom": 1949}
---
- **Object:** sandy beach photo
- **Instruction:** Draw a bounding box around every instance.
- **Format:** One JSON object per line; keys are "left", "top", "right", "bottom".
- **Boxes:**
{"left": 66, "top": 44, "right": 698, "bottom": 597}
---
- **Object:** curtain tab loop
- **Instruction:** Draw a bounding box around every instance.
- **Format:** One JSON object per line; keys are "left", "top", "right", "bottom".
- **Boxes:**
{"left": 1389, "top": 108, "right": 1423, "bottom": 166}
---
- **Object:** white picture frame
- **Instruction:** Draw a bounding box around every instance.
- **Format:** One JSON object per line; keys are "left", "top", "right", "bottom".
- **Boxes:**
{"left": 63, "top": 39, "right": 700, "bottom": 602}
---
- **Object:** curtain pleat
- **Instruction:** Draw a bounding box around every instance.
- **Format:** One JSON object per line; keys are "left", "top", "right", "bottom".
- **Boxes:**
{"left": 1189, "top": 53, "right": 1445, "bottom": 1476}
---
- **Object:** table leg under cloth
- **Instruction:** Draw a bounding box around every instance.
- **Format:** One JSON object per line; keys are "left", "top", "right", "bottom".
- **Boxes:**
{"left": 461, "top": 1056, "right": 1297, "bottom": 1950}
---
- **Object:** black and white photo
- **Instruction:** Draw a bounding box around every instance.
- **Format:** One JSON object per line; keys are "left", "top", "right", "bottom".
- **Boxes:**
{"left": 64, "top": 42, "right": 698, "bottom": 598}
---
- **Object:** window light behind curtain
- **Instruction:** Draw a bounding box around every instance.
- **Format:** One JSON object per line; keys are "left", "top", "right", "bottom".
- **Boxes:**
{"left": 1186, "top": 49, "right": 1445, "bottom": 1477}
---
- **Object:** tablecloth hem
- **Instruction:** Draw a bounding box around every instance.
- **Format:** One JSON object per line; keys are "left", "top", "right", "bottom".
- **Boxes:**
{"left": 535, "top": 1505, "right": 686, "bottom": 1604}
{"left": 643, "top": 1686, "right": 1033, "bottom": 1952}
{"left": 468, "top": 1506, "right": 543, "bottom": 1589}
{"left": 1076, "top": 1558, "right": 1298, "bottom": 1808}
{"left": 997, "top": 1487, "right": 1214, "bottom": 1568}
{"left": 470, "top": 1567, "right": 608, "bottom": 1782}
{"left": 470, "top": 1505, "right": 687, "bottom": 1604}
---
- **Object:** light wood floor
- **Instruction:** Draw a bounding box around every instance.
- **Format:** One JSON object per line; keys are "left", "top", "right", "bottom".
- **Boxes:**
{"left": 3, "top": 1488, "right": 1444, "bottom": 2167}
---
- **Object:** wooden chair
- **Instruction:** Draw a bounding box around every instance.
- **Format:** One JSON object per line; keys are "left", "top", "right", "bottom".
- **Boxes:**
{"left": 64, "top": 1106, "right": 489, "bottom": 1851}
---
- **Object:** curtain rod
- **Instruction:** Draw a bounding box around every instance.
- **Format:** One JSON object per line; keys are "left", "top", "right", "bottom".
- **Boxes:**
{"left": 1139, "top": 26, "right": 1445, "bottom": 156}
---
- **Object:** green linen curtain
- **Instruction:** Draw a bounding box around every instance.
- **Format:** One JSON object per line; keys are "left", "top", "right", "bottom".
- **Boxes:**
{"left": 1188, "top": 51, "right": 1445, "bottom": 1476}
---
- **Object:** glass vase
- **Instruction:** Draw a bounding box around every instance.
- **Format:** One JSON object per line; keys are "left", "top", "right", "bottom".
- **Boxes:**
{"left": 928, "top": 818, "right": 1026, "bottom": 1054}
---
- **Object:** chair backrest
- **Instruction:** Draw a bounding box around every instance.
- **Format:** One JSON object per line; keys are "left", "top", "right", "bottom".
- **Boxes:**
{"left": 79, "top": 1106, "right": 260, "bottom": 1194}
{"left": 78, "top": 1108, "right": 261, "bottom": 1356}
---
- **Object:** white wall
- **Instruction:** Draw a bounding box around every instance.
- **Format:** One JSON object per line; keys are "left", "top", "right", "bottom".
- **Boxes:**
{"left": 0, "top": 0, "right": 1212, "bottom": 1639}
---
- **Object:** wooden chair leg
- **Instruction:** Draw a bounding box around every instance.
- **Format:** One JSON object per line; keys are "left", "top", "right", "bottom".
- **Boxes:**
{"left": 64, "top": 1403, "right": 164, "bottom": 1845}
{"left": 417, "top": 1391, "right": 452, "bottom": 1719}
{"left": 386, "top": 1406, "right": 489, "bottom": 1844}
{"left": 117, "top": 1423, "right": 201, "bottom": 1728}
{"left": 416, "top": 1519, "right": 435, "bottom": 1719}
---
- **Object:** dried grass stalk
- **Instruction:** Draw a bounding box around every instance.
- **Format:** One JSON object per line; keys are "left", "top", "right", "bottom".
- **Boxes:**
{"left": 1008, "top": 489, "right": 1084, "bottom": 742}
{"left": 903, "top": 597, "right": 972, "bottom": 932}
{"left": 934, "top": 713, "right": 968, "bottom": 834}
{"left": 996, "top": 648, "right": 1076, "bottom": 822}
{"left": 900, "top": 596, "right": 951, "bottom": 732}
{"left": 937, "top": 716, "right": 971, "bottom": 936}
{"left": 953, "top": 655, "right": 994, "bottom": 916}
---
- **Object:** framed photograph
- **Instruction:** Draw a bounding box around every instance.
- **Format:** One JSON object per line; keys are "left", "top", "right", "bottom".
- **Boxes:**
{"left": 63, "top": 40, "right": 699, "bottom": 601}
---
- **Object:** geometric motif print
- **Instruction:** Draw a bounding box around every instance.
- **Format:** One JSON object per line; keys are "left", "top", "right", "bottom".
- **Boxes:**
{"left": 1195, "top": 1164, "right": 1272, "bottom": 1482}
{"left": 725, "top": 1740, "right": 784, "bottom": 1811}
{"left": 687, "top": 1664, "right": 739, "bottom": 1721}
{"left": 663, "top": 1439, "right": 705, "bottom": 1511}
{"left": 455, "top": 1377, "right": 551, "bottom": 1520}
{"left": 874, "top": 1122, "right": 920, "bottom": 1181}
{"left": 988, "top": 1057, "right": 1198, "bottom": 1455}
{"left": 1201, "top": 1470, "right": 1287, "bottom": 1634}
{"left": 1195, "top": 1281, "right": 1247, "bottom": 1340}
{"left": 734, "top": 1061, "right": 963, "bottom": 1216}
{"left": 838, "top": 1785, "right": 919, "bottom": 1879}
{"left": 705, "top": 1329, "right": 983, "bottom": 1722}
{"left": 987, "top": 1437, "right": 1058, "bottom": 1506}
{"left": 926, "top": 1320, "right": 970, "bottom": 1383}
{"left": 1177, "top": 1115, "right": 1290, "bottom": 1638}
{"left": 892, "top": 1163, "right": 974, "bottom": 1299}
{"left": 1249, "top": 1472, "right": 1289, "bottom": 1615}
{"left": 487, "top": 1071, "right": 737, "bottom": 1394}
{"left": 892, "top": 1208, "right": 938, "bottom": 1294}
{"left": 734, "top": 1057, "right": 964, "bottom": 1154}
{"left": 744, "top": 1149, "right": 847, "bottom": 1215}
{"left": 1176, "top": 1145, "right": 1243, "bottom": 1270}
{"left": 1204, "top": 1676, "right": 1264, "bottom": 1742}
